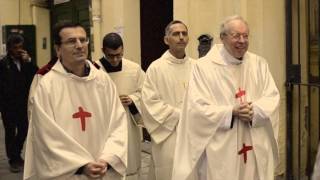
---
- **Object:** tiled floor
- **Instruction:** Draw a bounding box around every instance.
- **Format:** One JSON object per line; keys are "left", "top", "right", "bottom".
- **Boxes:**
{"left": 0, "top": 114, "right": 151, "bottom": 180}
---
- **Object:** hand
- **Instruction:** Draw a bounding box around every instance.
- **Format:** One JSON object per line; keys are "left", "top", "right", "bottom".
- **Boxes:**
{"left": 97, "top": 159, "right": 109, "bottom": 175}
{"left": 119, "top": 95, "right": 133, "bottom": 106}
{"left": 18, "top": 49, "right": 31, "bottom": 62}
{"left": 83, "top": 162, "right": 106, "bottom": 179}
{"left": 232, "top": 102, "right": 254, "bottom": 122}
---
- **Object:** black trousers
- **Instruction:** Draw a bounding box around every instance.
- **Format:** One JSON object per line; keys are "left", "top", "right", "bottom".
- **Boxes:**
{"left": 1, "top": 110, "right": 28, "bottom": 164}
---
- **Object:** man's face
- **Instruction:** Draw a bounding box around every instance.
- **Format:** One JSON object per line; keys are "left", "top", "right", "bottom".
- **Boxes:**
{"left": 9, "top": 42, "right": 24, "bottom": 59}
{"left": 164, "top": 23, "right": 189, "bottom": 53}
{"left": 103, "top": 46, "right": 123, "bottom": 67}
{"left": 55, "top": 27, "right": 88, "bottom": 65}
{"left": 221, "top": 20, "right": 249, "bottom": 59}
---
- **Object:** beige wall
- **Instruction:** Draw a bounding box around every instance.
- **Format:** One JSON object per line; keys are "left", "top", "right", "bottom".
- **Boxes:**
{"left": 91, "top": 0, "right": 101, "bottom": 61}
{"left": 0, "top": 0, "right": 50, "bottom": 66}
{"left": 0, "top": 0, "right": 25, "bottom": 55}
{"left": 174, "top": 0, "right": 287, "bottom": 175}
{"left": 0, "top": 0, "right": 33, "bottom": 25}
{"left": 32, "top": 6, "right": 51, "bottom": 67}
{"left": 91, "top": 0, "right": 141, "bottom": 64}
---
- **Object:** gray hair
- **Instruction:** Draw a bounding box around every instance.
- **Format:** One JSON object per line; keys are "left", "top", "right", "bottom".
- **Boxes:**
{"left": 164, "top": 20, "right": 188, "bottom": 36}
{"left": 220, "top": 15, "right": 249, "bottom": 37}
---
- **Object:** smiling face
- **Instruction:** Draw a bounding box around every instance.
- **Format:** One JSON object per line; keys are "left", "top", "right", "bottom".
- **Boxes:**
{"left": 220, "top": 19, "right": 249, "bottom": 59}
{"left": 55, "top": 26, "right": 88, "bottom": 66}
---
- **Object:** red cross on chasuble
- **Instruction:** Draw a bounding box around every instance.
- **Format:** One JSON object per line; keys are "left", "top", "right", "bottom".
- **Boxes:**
{"left": 235, "top": 87, "right": 246, "bottom": 103}
{"left": 238, "top": 143, "right": 253, "bottom": 164}
{"left": 72, "top": 106, "right": 92, "bottom": 131}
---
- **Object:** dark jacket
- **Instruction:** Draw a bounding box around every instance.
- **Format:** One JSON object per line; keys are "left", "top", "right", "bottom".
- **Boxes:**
{"left": 0, "top": 55, "right": 38, "bottom": 113}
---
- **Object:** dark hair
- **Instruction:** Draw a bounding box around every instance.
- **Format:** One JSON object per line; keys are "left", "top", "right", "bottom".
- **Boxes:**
{"left": 102, "top": 33, "right": 123, "bottom": 50}
{"left": 164, "top": 20, "right": 188, "bottom": 36}
{"left": 53, "top": 21, "right": 86, "bottom": 45}
{"left": 6, "top": 33, "right": 24, "bottom": 51}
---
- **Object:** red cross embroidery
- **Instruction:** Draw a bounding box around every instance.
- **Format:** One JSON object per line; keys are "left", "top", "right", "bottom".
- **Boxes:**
{"left": 238, "top": 143, "right": 253, "bottom": 164}
{"left": 235, "top": 88, "right": 246, "bottom": 103}
{"left": 72, "top": 106, "right": 92, "bottom": 131}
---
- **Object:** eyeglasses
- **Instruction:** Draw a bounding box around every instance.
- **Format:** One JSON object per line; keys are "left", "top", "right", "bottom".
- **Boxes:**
{"left": 225, "top": 33, "right": 249, "bottom": 41}
{"left": 61, "top": 37, "right": 89, "bottom": 47}
{"left": 106, "top": 53, "right": 123, "bottom": 60}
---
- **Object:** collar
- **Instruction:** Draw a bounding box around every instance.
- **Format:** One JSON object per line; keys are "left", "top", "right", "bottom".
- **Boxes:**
{"left": 60, "top": 60, "right": 91, "bottom": 77}
{"left": 204, "top": 44, "right": 246, "bottom": 66}
{"left": 220, "top": 46, "right": 243, "bottom": 65}
{"left": 99, "top": 57, "right": 122, "bottom": 72}
{"left": 164, "top": 50, "right": 188, "bottom": 64}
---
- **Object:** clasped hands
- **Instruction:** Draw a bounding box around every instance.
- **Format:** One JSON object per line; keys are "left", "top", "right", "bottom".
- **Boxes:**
{"left": 232, "top": 102, "right": 254, "bottom": 122}
{"left": 83, "top": 159, "right": 108, "bottom": 179}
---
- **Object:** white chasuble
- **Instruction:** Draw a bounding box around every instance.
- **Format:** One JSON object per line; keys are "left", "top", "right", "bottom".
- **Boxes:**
{"left": 312, "top": 144, "right": 320, "bottom": 180}
{"left": 172, "top": 44, "right": 280, "bottom": 180}
{"left": 24, "top": 60, "right": 128, "bottom": 180}
{"left": 141, "top": 50, "right": 195, "bottom": 180}
{"left": 97, "top": 58, "right": 145, "bottom": 180}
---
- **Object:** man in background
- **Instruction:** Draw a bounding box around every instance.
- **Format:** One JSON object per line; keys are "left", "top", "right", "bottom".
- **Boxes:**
{"left": 97, "top": 32, "right": 145, "bottom": 180}
{"left": 141, "top": 20, "right": 195, "bottom": 180}
{"left": 0, "top": 34, "right": 38, "bottom": 173}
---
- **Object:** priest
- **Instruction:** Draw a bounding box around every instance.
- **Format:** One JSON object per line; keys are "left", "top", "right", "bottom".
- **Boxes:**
{"left": 24, "top": 22, "right": 127, "bottom": 180}
{"left": 172, "top": 15, "right": 280, "bottom": 180}
{"left": 312, "top": 144, "right": 320, "bottom": 180}
{"left": 141, "top": 20, "right": 195, "bottom": 180}
{"left": 97, "top": 32, "right": 145, "bottom": 180}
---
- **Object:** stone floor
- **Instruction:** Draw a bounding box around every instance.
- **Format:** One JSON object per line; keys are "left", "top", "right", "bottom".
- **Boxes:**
{"left": 0, "top": 114, "right": 151, "bottom": 180}
{"left": 0, "top": 114, "right": 23, "bottom": 180}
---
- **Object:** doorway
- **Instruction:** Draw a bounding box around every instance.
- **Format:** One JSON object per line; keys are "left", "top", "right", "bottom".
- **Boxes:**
{"left": 286, "top": 0, "right": 320, "bottom": 179}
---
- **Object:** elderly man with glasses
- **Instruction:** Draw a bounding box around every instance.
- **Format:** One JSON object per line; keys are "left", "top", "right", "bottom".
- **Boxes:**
{"left": 172, "top": 15, "right": 280, "bottom": 180}
{"left": 24, "top": 22, "right": 128, "bottom": 180}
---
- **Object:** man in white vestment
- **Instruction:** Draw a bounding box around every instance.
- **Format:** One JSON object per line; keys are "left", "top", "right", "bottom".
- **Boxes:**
{"left": 96, "top": 32, "right": 145, "bottom": 180}
{"left": 312, "top": 144, "right": 320, "bottom": 180}
{"left": 24, "top": 22, "right": 128, "bottom": 180}
{"left": 141, "top": 20, "right": 195, "bottom": 180}
{"left": 27, "top": 57, "right": 58, "bottom": 116}
{"left": 172, "top": 15, "right": 280, "bottom": 180}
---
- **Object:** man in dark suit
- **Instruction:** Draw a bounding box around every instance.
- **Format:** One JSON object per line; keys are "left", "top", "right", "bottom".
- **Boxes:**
{"left": 0, "top": 33, "right": 38, "bottom": 173}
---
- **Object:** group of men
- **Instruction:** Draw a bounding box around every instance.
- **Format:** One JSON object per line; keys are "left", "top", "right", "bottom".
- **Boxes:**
{"left": 0, "top": 14, "right": 281, "bottom": 180}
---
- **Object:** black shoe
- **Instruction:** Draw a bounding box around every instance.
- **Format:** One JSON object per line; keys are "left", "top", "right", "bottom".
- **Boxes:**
{"left": 9, "top": 163, "right": 21, "bottom": 173}
{"left": 16, "top": 157, "right": 24, "bottom": 167}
